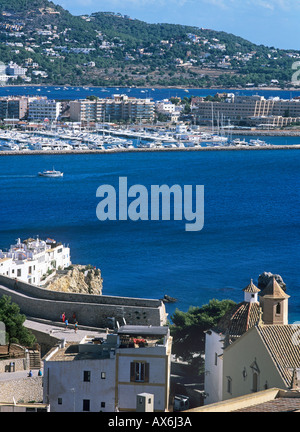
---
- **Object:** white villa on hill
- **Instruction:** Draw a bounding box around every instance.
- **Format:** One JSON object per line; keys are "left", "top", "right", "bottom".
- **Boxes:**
{"left": 0, "top": 237, "right": 71, "bottom": 285}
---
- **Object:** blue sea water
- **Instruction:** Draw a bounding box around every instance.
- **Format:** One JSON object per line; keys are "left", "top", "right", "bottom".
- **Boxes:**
{"left": 0, "top": 147, "right": 299, "bottom": 323}
{"left": 1, "top": 85, "right": 300, "bottom": 101}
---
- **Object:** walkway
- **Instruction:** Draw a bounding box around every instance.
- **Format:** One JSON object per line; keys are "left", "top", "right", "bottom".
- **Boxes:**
{"left": 24, "top": 319, "right": 109, "bottom": 343}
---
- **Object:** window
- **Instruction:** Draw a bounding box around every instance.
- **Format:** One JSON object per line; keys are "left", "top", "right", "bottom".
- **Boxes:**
{"left": 58, "top": 398, "right": 62, "bottom": 405}
{"left": 101, "top": 372, "right": 106, "bottom": 379}
{"left": 83, "top": 399, "right": 90, "bottom": 412}
{"left": 17, "top": 269, "right": 21, "bottom": 277}
{"left": 101, "top": 402, "right": 105, "bottom": 408}
{"left": 227, "top": 377, "right": 232, "bottom": 394}
{"left": 276, "top": 302, "right": 281, "bottom": 315}
{"left": 130, "top": 361, "right": 149, "bottom": 383}
{"left": 83, "top": 370, "right": 91, "bottom": 382}
{"left": 214, "top": 353, "right": 218, "bottom": 366}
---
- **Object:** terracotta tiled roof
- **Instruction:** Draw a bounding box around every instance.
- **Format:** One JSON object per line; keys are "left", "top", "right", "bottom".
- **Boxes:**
{"left": 213, "top": 302, "right": 261, "bottom": 339}
{"left": 260, "top": 277, "right": 290, "bottom": 299}
{"left": 257, "top": 325, "right": 300, "bottom": 388}
{"left": 243, "top": 279, "right": 260, "bottom": 294}
{"left": 234, "top": 397, "right": 300, "bottom": 412}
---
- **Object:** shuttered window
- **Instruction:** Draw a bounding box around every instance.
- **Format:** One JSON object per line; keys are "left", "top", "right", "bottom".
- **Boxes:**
{"left": 130, "top": 361, "right": 149, "bottom": 382}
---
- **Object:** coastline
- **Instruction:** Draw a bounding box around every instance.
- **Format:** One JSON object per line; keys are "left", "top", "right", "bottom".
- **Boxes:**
{"left": 1, "top": 84, "right": 299, "bottom": 92}
{"left": 0, "top": 144, "right": 299, "bottom": 156}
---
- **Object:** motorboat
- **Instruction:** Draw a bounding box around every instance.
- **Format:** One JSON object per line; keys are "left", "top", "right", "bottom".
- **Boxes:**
{"left": 0, "top": 141, "right": 19, "bottom": 151}
{"left": 231, "top": 138, "right": 248, "bottom": 146}
{"left": 38, "top": 168, "right": 63, "bottom": 178}
{"left": 249, "top": 139, "right": 269, "bottom": 146}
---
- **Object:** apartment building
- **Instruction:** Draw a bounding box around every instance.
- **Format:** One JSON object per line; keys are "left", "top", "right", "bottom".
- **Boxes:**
{"left": 69, "top": 94, "right": 155, "bottom": 123}
{"left": 0, "top": 237, "right": 71, "bottom": 285}
{"left": 192, "top": 95, "right": 300, "bottom": 125}
{"left": 28, "top": 98, "right": 61, "bottom": 121}
{"left": 0, "top": 97, "right": 28, "bottom": 120}
{"left": 43, "top": 325, "right": 172, "bottom": 412}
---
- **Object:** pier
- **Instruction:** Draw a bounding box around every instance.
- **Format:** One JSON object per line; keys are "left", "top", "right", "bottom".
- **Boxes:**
{"left": 0, "top": 144, "right": 299, "bottom": 156}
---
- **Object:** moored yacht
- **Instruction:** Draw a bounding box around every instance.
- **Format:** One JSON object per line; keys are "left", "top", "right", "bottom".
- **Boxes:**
{"left": 231, "top": 138, "right": 248, "bottom": 146}
{"left": 0, "top": 141, "right": 19, "bottom": 151}
{"left": 249, "top": 139, "right": 268, "bottom": 146}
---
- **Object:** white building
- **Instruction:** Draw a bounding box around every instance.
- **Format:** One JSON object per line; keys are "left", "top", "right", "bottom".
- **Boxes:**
{"left": 28, "top": 98, "right": 61, "bottom": 121}
{"left": 6, "top": 62, "right": 27, "bottom": 77}
{"left": 204, "top": 280, "right": 261, "bottom": 405}
{"left": 156, "top": 99, "right": 177, "bottom": 114}
{"left": 43, "top": 325, "right": 172, "bottom": 412}
{"left": 0, "top": 237, "right": 71, "bottom": 285}
{"left": 0, "top": 74, "right": 9, "bottom": 84}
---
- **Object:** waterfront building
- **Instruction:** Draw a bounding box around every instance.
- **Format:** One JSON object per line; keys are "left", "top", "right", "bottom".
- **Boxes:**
{"left": 192, "top": 94, "right": 300, "bottom": 125}
{"left": 69, "top": 95, "right": 155, "bottom": 124}
{"left": 204, "top": 277, "right": 299, "bottom": 405}
{"left": 43, "top": 325, "right": 172, "bottom": 412}
{"left": 0, "top": 97, "right": 28, "bottom": 120}
{"left": 0, "top": 237, "right": 71, "bottom": 285}
{"left": 28, "top": 98, "right": 61, "bottom": 122}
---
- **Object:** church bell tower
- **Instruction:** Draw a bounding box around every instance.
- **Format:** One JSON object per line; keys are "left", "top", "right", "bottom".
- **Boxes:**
{"left": 259, "top": 277, "right": 289, "bottom": 325}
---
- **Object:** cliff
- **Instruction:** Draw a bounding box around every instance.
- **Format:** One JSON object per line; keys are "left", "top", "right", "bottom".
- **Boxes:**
{"left": 258, "top": 272, "right": 286, "bottom": 290}
{"left": 45, "top": 265, "right": 103, "bottom": 295}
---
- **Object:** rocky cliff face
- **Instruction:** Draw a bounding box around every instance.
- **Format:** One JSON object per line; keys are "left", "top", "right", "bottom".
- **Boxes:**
{"left": 258, "top": 272, "right": 286, "bottom": 290}
{"left": 45, "top": 265, "right": 103, "bottom": 295}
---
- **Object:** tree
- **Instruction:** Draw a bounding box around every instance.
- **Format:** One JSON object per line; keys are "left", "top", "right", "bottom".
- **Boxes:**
{"left": 170, "top": 299, "right": 236, "bottom": 363}
{"left": 0, "top": 295, "right": 36, "bottom": 347}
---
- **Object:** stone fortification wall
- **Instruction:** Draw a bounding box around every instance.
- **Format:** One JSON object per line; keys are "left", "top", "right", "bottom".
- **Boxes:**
{"left": 0, "top": 376, "right": 43, "bottom": 403}
{"left": 0, "top": 275, "right": 167, "bottom": 328}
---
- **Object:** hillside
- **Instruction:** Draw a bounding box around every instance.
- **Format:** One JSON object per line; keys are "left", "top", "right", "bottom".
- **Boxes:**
{"left": 0, "top": 0, "right": 299, "bottom": 88}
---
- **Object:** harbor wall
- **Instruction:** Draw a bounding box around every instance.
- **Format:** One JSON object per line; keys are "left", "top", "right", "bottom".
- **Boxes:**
{"left": 0, "top": 144, "right": 300, "bottom": 156}
{"left": 0, "top": 275, "right": 167, "bottom": 328}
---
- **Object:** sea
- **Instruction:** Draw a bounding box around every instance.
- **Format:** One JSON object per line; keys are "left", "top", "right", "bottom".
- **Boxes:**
{"left": 0, "top": 85, "right": 300, "bottom": 101}
{"left": 0, "top": 86, "right": 299, "bottom": 323}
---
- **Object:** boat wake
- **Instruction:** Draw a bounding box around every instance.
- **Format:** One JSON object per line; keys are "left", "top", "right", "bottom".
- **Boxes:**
{"left": 0, "top": 175, "right": 36, "bottom": 178}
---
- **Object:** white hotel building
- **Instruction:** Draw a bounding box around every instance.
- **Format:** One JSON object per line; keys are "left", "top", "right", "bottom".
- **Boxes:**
{"left": 28, "top": 98, "right": 61, "bottom": 122}
{"left": 0, "top": 237, "right": 71, "bottom": 285}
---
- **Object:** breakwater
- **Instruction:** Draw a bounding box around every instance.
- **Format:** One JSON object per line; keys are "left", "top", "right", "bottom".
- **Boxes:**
{"left": 0, "top": 144, "right": 299, "bottom": 156}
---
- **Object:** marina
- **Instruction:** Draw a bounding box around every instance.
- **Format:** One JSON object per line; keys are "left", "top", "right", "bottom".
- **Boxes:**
{"left": 1, "top": 125, "right": 299, "bottom": 155}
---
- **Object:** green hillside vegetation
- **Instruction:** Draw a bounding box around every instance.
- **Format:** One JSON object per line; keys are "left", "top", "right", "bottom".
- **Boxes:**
{"left": 0, "top": 0, "right": 298, "bottom": 88}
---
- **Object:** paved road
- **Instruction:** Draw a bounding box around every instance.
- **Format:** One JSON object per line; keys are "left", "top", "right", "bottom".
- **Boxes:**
{"left": 0, "top": 369, "right": 41, "bottom": 381}
{"left": 24, "top": 319, "right": 109, "bottom": 343}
